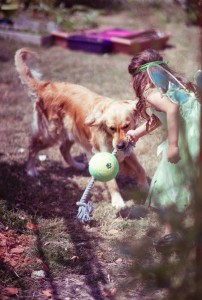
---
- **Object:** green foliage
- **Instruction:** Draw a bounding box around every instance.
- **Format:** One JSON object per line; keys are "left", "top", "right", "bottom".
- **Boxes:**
{"left": 175, "top": 0, "right": 201, "bottom": 25}
{"left": 185, "top": 0, "right": 200, "bottom": 25}
{"left": 17, "top": 1, "right": 100, "bottom": 32}
{"left": 53, "top": 7, "right": 99, "bottom": 31}
{"left": 0, "top": 200, "right": 27, "bottom": 230}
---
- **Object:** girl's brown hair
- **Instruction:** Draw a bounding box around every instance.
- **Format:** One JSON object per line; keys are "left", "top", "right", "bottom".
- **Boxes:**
{"left": 128, "top": 49, "right": 196, "bottom": 131}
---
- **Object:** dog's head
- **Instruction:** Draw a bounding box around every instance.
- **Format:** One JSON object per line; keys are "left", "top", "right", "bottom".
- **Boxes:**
{"left": 85, "top": 99, "right": 139, "bottom": 152}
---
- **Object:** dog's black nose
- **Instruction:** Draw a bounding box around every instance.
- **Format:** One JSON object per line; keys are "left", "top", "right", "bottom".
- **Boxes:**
{"left": 116, "top": 141, "right": 126, "bottom": 150}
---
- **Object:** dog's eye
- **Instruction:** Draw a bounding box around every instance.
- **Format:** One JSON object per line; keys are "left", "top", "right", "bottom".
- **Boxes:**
{"left": 109, "top": 126, "right": 116, "bottom": 131}
{"left": 122, "top": 124, "right": 129, "bottom": 129}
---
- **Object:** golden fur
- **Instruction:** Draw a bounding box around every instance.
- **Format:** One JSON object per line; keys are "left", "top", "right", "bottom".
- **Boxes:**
{"left": 15, "top": 48, "right": 148, "bottom": 208}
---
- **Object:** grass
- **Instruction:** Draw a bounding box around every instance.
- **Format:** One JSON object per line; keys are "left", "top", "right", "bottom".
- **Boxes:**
{"left": 0, "top": 2, "right": 201, "bottom": 299}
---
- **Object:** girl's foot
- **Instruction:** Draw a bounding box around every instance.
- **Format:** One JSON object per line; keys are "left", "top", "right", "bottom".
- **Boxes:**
{"left": 155, "top": 232, "right": 183, "bottom": 253}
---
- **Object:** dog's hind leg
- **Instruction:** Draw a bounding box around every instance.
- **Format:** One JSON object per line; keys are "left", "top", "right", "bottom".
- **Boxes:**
{"left": 60, "top": 140, "right": 86, "bottom": 170}
{"left": 27, "top": 138, "right": 49, "bottom": 177}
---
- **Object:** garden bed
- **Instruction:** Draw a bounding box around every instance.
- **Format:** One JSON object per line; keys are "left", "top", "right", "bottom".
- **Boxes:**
{"left": 0, "top": 28, "right": 53, "bottom": 47}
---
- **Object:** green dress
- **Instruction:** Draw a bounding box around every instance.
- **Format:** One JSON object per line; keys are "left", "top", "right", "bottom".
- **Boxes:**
{"left": 145, "top": 85, "right": 200, "bottom": 212}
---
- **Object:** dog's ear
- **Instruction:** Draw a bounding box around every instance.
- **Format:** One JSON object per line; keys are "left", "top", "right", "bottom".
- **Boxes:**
{"left": 123, "top": 99, "right": 138, "bottom": 113}
{"left": 123, "top": 99, "right": 138, "bottom": 108}
{"left": 85, "top": 113, "right": 102, "bottom": 127}
{"left": 85, "top": 102, "right": 108, "bottom": 127}
{"left": 123, "top": 99, "right": 139, "bottom": 124}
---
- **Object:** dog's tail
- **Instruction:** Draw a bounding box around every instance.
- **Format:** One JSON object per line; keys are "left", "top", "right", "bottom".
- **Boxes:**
{"left": 15, "top": 48, "right": 41, "bottom": 95}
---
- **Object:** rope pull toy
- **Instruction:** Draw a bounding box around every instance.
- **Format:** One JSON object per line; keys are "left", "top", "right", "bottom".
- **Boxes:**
{"left": 76, "top": 177, "right": 95, "bottom": 223}
{"left": 76, "top": 137, "right": 135, "bottom": 224}
{"left": 76, "top": 148, "right": 118, "bottom": 223}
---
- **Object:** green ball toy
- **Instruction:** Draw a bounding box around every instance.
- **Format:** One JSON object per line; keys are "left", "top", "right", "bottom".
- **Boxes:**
{"left": 88, "top": 152, "right": 119, "bottom": 182}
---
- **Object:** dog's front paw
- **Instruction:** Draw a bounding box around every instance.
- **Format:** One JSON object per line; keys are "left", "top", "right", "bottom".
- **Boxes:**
{"left": 111, "top": 195, "right": 125, "bottom": 209}
{"left": 73, "top": 161, "right": 86, "bottom": 171}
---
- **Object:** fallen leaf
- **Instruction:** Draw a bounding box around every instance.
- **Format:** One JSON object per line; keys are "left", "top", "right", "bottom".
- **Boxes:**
{"left": 70, "top": 256, "right": 79, "bottom": 262}
{"left": 108, "top": 229, "right": 119, "bottom": 235}
{"left": 26, "top": 222, "right": 40, "bottom": 231}
{"left": 42, "top": 289, "right": 52, "bottom": 298}
{"left": 36, "top": 258, "right": 49, "bottom": 271}
{"left": 18, "top": 148, "right": 25, "bottom": 153}
{"left": 8, "top": 258, "right": 18, "bottom": 267}
{"left": 36, "top": 258, "right": 43, "bottom": 264}
{"left": 39, "top": 154, "right": 47, "bottom": 161}
{"left": 101, "top": 288, "right": 117, "bottom": 298}
{"left": 3, "top": 287, "right": 19, "bottom": 296}
{"left": 10, "top": 247, "right": 24, "bottom": 254}
{"left": 115, "top": 258, "right": 123, "bottom": 264}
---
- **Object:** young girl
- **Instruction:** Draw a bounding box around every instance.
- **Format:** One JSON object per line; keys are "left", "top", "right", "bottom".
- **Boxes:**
{"left": 127, "top": 49, "right": 200, "bottom": 249}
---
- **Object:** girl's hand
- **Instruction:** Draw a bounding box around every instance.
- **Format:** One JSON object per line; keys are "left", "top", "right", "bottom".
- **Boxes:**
{"left": 127, "top": 130, "right": 139, "bottom": 145}
{"left": 167, "top": 145, "right": 181, "bottom": 163}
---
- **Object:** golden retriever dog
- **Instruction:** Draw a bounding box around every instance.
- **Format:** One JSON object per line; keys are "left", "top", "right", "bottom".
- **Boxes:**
{"left": 15, "top": 48, "right": 148, "bottom": 208}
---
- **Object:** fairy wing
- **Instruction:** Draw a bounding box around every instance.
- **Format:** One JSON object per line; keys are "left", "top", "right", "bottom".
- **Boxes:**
{"left": 194, "top": 70, "right": 202, "bottom": 95}
{"left": 147, "top": 64, "right": 186, "bottom": 91}
{"left": 147, "top": 65, "right": 188, "bottom": 104}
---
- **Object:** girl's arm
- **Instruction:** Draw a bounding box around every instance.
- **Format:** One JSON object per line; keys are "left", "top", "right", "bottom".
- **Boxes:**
{"left": 146, "top": 90, "right": 181, "bottom": 163}
{"left": 127, "top": 115, "right": 161, "bottom": 142}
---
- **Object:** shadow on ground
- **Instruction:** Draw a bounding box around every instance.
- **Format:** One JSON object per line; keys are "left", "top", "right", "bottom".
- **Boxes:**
{"left": 0, "top": 160, "right": 115, "bottom": 299}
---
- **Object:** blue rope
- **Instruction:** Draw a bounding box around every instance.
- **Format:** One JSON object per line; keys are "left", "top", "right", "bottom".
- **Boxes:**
{"left": 76, "top": 148, "right": 118, "bottom": 223}
{"left": 76, "top": 177, "right": 95, "bottom": 223}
